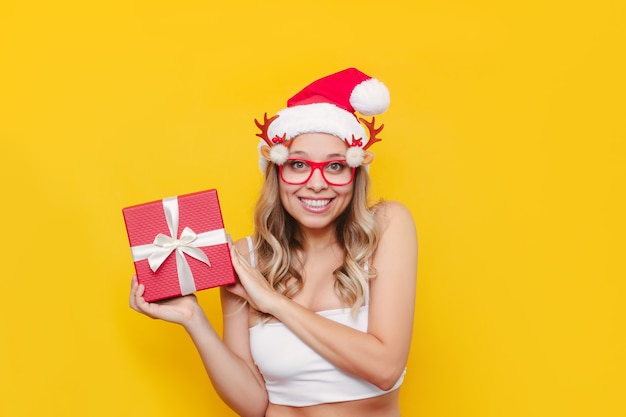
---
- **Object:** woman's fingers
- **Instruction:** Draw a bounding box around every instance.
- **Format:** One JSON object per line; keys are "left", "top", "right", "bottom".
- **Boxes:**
{"left": 134, "top": 284, "right": 152, "bottom": 315}
{"left": 231, "top": 245, "right": 254, "bottom": 276}
{"left": 129, "top": 275, "right": 204, "bottom": 326}
{"left": 230, "top": 246, "right": 245, "bottom": 277}
{"left": 230, "top": 245, "right": 241, "bottom": 264}
{"left": 129, "top": 274, "right": 152, "bottom": 315}
{"left": 129, "top": 275, "right": 139, "bottom": 311}
{"left": 224, "top": 282, "right": 247, "bottom": 300}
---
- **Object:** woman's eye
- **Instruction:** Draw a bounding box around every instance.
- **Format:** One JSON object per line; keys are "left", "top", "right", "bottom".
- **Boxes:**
{"left": 291, "top": 160, "right": 307, "bottom": 169}
{"left": 327, "top": 162, "right": 345, "bottom": 171}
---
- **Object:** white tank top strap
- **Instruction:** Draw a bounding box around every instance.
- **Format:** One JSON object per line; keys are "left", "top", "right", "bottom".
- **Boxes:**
{"left": 364, "top": 260, "right": 371, "bottom": 305}
{"left": 246, "top": 236, "right": 256, "bottom": 267}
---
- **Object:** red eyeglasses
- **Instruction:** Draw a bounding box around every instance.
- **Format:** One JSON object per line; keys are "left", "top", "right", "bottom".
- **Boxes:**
{"left": 279, "top": 159, "right": 356, "bottom": 186}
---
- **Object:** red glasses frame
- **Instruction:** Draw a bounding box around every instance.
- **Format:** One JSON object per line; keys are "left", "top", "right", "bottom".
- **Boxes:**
{"left": 279, "top": 158, "right": 356, "bottom": 186}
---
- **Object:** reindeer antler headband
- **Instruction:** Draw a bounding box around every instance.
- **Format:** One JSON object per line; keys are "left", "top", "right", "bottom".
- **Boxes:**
{"left": 255, "top": 68, "right": 390, "bottom": 171}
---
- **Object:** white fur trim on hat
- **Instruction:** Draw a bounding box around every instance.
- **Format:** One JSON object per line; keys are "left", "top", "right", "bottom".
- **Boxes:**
{"left": 267, "top": 103, "right": 367, "bottom": 143}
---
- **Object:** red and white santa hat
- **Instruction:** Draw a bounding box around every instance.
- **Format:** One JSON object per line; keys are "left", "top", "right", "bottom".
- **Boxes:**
{"left": 255, "top": 67, "right": 390, "bottom": 170}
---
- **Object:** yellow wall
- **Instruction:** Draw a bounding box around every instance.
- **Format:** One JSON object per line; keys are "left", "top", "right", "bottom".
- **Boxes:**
{"left": 1, "top": 1, "right": 624, "bottom": 416}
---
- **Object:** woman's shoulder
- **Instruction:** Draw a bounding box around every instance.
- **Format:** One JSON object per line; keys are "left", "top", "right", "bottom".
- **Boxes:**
{"left": 373, "top": 200, "right": 415, "bottom": 230}
{"left": 371, "top": 201, "right": 418, "bottom": 266}
{"left": 233, "top": 236, "right": 254, "bottom": 262}
{"left": 233, "top": 236, "right": 253, "bottom": 250}
{"left": 233, "top": 236, "right": 252, "bottom": 250}
{"left": 372, "top": 200, "right": 417, "bottom": 249}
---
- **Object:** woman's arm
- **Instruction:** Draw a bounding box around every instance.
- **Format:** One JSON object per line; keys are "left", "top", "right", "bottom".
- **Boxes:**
{"left": 129, "top": 265, "right": 268, "bottom": 417}
{"left": 229, "top": 201, "right": 418, "bottom": 390}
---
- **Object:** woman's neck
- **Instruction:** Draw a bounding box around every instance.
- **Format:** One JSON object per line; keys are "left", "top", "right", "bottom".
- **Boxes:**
{"left": 299, "top": 225, "right": 339, "bottom": 252}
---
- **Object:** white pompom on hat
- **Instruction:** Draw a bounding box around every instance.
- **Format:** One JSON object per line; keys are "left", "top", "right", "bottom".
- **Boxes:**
{"left": 256, "top": 68, "right": 389, "bottom": 171}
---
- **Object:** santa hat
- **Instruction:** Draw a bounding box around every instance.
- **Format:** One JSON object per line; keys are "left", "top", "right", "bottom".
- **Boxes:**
{"left": 255, "top": 68, "right": 390, "bottom": 170}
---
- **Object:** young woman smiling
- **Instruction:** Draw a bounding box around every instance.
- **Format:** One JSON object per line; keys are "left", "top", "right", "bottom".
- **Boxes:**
{"left": 130, "top": 68, "right": 418, "bottom": 417}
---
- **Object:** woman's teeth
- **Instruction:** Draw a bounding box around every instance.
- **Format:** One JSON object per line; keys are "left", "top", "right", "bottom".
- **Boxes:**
{"left": 300, "top": 198, "right": 331, "bottom": 208}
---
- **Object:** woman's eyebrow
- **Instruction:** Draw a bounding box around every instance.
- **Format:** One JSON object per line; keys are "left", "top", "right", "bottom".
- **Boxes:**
{"left": 288, "top": 150, "right": 346, "bottom": 158}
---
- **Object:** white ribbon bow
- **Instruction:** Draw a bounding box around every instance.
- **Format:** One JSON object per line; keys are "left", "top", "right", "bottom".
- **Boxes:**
{"left": 130, "top": 196, "right": 227, "bottom": 296}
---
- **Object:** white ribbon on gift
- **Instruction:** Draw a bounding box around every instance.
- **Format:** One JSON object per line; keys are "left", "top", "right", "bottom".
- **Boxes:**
{"left": 130, "top": 196, "right": 227, "bottom": 296}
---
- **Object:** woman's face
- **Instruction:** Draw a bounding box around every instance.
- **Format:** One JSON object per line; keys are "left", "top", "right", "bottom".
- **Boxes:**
{"left": 278, "top": 133, "right": 354, "bottom": 232}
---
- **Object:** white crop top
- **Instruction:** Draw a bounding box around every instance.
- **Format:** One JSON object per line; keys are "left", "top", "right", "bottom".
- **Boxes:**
{"left": 245, "top": 237, "right": 405, "bottom": 406}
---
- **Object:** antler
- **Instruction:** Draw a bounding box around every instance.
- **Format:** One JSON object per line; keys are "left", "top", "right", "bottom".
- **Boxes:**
{"left": 344, "top": 135, "right": 363, "bottom": 148}
{"left": 255, "top": 113, "right": 280, "bottom": 146}
{"left": 360, "top": 117, "right": 384, "bottom": 150}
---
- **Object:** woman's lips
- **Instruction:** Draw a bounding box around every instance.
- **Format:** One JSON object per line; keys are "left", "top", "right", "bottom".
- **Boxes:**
{"left": 299, "top": 198, "right": 332, "bottom": 211}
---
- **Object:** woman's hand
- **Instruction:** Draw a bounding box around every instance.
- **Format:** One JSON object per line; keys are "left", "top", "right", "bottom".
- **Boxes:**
{"left": 129, "top": 275, "right": 205, "bottom": 328}
{"left": 226, "top": 245, "right": 281, "bottom": 314}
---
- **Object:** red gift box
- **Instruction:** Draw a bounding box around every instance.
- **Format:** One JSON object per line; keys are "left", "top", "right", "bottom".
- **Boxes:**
{"left": 122, "top": 189, "right": 236, "bottom": 302}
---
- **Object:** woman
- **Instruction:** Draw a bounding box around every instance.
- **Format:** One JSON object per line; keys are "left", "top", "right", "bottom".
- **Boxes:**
{"left": 130, "top": 68, "right": 418, "bottom": 417}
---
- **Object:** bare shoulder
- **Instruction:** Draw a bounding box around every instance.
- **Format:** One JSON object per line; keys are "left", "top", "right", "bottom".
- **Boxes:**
{"left": 373, "top": 200, "right": 416, "bottom": 237}
{"left": 233, "top": 236, "right": 253, "bottom": 259}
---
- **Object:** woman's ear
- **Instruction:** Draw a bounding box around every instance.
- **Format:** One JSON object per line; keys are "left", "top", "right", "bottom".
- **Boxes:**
{"left": 362, "top": 150, "right": 375, "bottom": 165}
{"left": 260, "top": 145, "right": 272, "bottom": 161}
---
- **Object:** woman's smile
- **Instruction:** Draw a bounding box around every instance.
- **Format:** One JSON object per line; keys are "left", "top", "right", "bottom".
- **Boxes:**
{"left": 299, "top": 197, "right": 334, "bottom": 212}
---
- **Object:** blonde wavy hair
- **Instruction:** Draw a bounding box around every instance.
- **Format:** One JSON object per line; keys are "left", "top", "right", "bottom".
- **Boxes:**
{"left": 252, "top": 163, "right": 380, "bottom": 322}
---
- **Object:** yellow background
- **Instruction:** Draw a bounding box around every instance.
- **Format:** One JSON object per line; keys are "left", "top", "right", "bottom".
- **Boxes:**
{"left": 1, "top": 0, "right": 624, "bottom": 416}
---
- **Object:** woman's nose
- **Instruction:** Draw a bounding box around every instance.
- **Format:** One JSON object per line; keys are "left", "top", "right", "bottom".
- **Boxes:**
{"left": 306, "top": 167, "right": 328, "bottom": 191}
